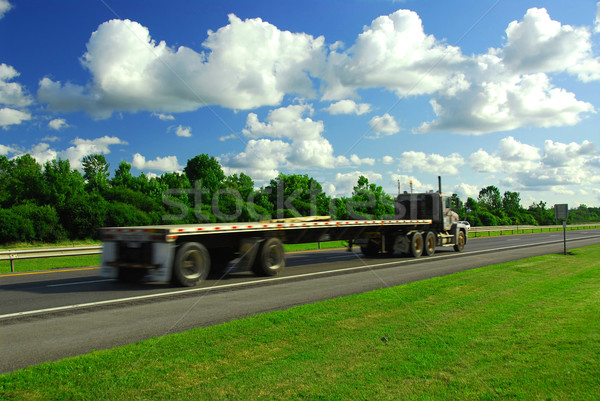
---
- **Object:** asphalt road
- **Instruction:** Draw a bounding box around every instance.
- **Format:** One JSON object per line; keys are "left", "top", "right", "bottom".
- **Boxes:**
{"left": 1, "top": 229, "right": 599, "bottom": 374}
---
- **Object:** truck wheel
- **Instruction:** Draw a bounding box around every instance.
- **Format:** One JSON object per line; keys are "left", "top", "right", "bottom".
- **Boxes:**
{"left": 424, "top": 231, "right": 436, "bottom": 256}
{"left": 173, "top": 242, "right": 210, "bottom": 286}
{"left": 454, "top": 230, "right": 466, "bottom": 252}
{"left": 360, "top": 241, "right": 379, "bottom": 257}
{"left": 253, "top": 238, "right": 285, "bottom": 276}
{"left": 410, "top": 232, "right": 423, "bottom": 258}
{"left": 118, "top": 267, "right": 146, "bottom": 283}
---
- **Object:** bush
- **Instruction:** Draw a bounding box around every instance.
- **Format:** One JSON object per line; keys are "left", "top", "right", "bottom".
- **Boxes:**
{"left": 0, "top": 208, "right": 35, "bottom": 243}
{"left": 11, "top": 204, "right": 66, "bottom": 242}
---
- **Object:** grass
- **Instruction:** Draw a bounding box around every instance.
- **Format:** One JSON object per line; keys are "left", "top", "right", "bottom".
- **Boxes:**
{"left": 1, "top": 245, "right": 599, "bottom": 400}
{"left": 468, "top": 224, "right": 600, "bottom": 238}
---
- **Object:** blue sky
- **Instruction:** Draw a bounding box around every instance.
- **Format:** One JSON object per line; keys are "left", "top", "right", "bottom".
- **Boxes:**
{"left": 1, "top": 0, "right": 600, "bottom": 207}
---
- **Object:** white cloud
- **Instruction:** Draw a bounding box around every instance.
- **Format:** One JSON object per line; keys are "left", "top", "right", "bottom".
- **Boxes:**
{"left": 334, "top": 171, "right": 383, "bottom": 195}
{"left": 41, "top": 136, "right": 60, "bottom": 142}
{"left": 390, "top": 174, "right": 431, "bottom": 194}
{"left": 502, "top": 8, "right": 600, "bottom": 81}
{"left": 399, "top": 151, "right": 465, "bottom": 175}
{"left": 0, "top": 0, "right": 12, "bottom": 19}
{"left": 452, "top": 183, "right": 480, "bottom": 200}
{"left": 419, "top": 71, "right": 595, "bottom": 135}
{"left": 382, "top": 155, "right": 395, "bottom": 165}
{"left": 219, "top": 134, "right": 238, "bottom": 141}
{"left": 0, "top": 108, "right": 31, "bottom": 128}
{"left": 240, "top": 103, "right": 338, "bottom": 169}
{"left": 350, "top": 154, "right": 375, "bottom": 166}
{"left": 0, "top": 143, "right": 16, "bottom": 155}
{"left": 38, "top": 16, "right": 326, "bottom": 118}
{"left": 468, "top": 136, "right": 600, "bottom": 191}
{"left": 17, "top": 136, "right": 126, "bottom": 170}
{"left": 152, "top": 112, "right": 174, "bottom": 121}
{"left": 223, "top": 138, "right": 290, "bottom": 181}
{"left": 48, "top": 118, "right": 68, "bottom": 130}
{"left": 175, "top": 125, "right": 192, "bottom": 137}
{"left": 60, "top": 136, "right": 127, "bottom": 169}
{"left": 368, "top": 113, "right": 400, "bottom": 137}
{"left": 132, "top": 153, "right": 182, "bottom": 172}
{"left": 0, "top": 64, "right": 33, "bottom": 108}
{"left": 323, "top": 99, "right": 371, "bottom": 115}
{"left": 322, "top": 9, "right": 466, "bottom": 100}
{"left": 469, "top": 149, "right": 502, "bottom": 173}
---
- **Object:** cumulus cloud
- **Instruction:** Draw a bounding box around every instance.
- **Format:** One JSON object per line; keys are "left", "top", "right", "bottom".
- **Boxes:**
{"left": 152, "top": 112, "right": 174, "bottom": 121}
{"left": 323, "top": 99, "right": 371, "bottom": 115}
{"left": 452, "top": 183, "right": 480, "bottom": 200}
{"left": 399, "top": 151, "right": 465, "bottom": 175}
{"left": 132, "top": 153, "right": 182, "bottom": 172}
{"left": 382, "top": 155, "right": 395, "bottom": 164}
{"left": 502, "top": 8, "right": 600, "bottom": 81}
{"left": 0, "top": 143, "right": 16, "bottom": 155}
{"left": 38, "top": 16, "right": 326, "bottom": 118}
{"left": 175, "top": 125, "right": 192, "bottom": 137}
{"left": 334, "top": 170, "right": 383, "bottom": 195}
{"left": 223, "top": 138, "right": 290, "bottom": 181}
{"left": 0, "top": 108, "right": 31, "bottom": 128}
{"left": 468, "top": 136, "right": 600, "bottom": 191}
{"left": 239, "top": 103, "right": 341, "bottom": 170}
{"left": 16, "top": 136, "right": 126, "bottom": 170}
{"left": 48, "top": 118, "right": 68, "bottom": 130}
{"left": 322, "top": 9, "right": 466, "bottom": 100}
{"left": 418, "top": 8, "right": 598, "bottom": 135}
{"left": 0, "top": 0, "right": 12, "bottom": 19}
{"left": 368, "top": 113, "right": 400, "bottom": 137}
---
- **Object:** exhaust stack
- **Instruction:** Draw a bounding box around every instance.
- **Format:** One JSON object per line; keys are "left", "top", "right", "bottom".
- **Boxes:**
{"left": 438, "top": 176, "right": 442, "bottom": 194}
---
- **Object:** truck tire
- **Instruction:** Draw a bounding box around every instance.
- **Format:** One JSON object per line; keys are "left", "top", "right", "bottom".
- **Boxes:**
{"left": 117, "top": 267, "right": 146, "bottom": 283}
{"left": 360, "top": 241, "right": 379, "bottom": 257}
{"left": 454, "top": 230, "right": 466, "bottom": 252}
{"left": 173, "top": 242, "right": 210, "bottom": 286}
{"left": 424, "top": 231, "right": 436, "bottom": 256}
{"left": 253, "top": 238, "right": 285, "bottom": 276}
{"left": 410, "top": 232, "right": 423, "bottom": 258}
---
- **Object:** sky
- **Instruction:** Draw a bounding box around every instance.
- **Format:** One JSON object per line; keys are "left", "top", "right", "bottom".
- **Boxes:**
{"left": 1, "top": 0, "right": 600, "bottom": 208}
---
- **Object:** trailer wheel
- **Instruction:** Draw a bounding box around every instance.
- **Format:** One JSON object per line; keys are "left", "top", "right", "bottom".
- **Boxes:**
{"left": 360, "top": 241, "right": 380, "bottom": 257}
{"left": 454, "top": 230, "right": 466, "bottom": 252}
{"left": 253, "top": 238, "right": 285, "bottom": 276}
{"left": 424, "top": 231, "right": 436, "bottom": 256}
{"left": 118, "top": 267, "right": 146, "bottom": 283}
{"left": 173, "top": 242, "right": 210, "bottom": 286}
{"left": 410, "top": 232, "right": 423, "bottom": 258}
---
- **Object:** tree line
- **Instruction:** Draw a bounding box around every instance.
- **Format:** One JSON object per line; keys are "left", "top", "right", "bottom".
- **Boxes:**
{"left": 0, "top": 153, "right": 598, "bottom": 244}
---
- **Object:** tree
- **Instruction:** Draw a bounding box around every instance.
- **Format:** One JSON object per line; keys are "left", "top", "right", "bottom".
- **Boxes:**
{"left": 0, "top": 154, "right": 46, "bottom": 208}
{"left": 264, "top": 173, "right": 331, "bottom": 218}
{"left": 502, "top": 191, "right": 521, "bottom": 215}
{"left": 348, "top": 175, "right": 395, "bottom": 219}
{"left": 184, "top": 154, "right": 225, "bottom": 196}
{"left": 478, "top": 185, "right": 501, "bottom": 211}
{"left": 82, "top": 154, "right": 110, "bottom": 191}
{"left": 43, "top": 159, "right": 85, "bottom": 206}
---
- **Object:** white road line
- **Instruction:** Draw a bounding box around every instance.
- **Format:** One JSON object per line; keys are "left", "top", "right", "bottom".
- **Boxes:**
{"left": 46, "top": 279, "right": 115, "bottom": 288}
{"left": 2, "top": 234, "right": 599, "bottom": 321}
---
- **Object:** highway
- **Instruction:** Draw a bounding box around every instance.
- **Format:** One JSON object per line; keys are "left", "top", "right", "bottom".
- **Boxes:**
{"left": 1, "top": 229, "right": 599, "bottom": 374}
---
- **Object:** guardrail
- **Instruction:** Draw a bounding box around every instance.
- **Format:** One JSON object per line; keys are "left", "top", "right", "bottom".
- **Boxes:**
{"left": 469, "top": 224, "right": 600, "bottom": 237}
{"left": 0, "top": 246, "right": 102, "bottom": 273}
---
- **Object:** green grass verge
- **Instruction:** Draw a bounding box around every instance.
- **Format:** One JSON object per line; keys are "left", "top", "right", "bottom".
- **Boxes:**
{"left": 0, "top": 255, "right": 101, "bottom": 274}
{"left": 1, "top": 245, "right": 599, "bottom": 400}
{"left": 468, "top": 225, "right": 600, "bottom": 238}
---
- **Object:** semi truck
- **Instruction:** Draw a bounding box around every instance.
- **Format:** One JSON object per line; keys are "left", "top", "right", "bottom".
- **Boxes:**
{"left": 100, "top": 178, "right": 468, "bottom": 286}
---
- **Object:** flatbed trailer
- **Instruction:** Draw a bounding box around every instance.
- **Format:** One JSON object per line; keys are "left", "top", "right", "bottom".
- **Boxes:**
{"left": 101, "top": 212, "right": 467, "bottom": 287}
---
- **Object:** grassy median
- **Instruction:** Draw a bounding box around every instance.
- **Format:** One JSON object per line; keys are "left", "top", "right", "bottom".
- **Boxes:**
{"left": 1, "top": 244, "right": 599, "bottom": 400}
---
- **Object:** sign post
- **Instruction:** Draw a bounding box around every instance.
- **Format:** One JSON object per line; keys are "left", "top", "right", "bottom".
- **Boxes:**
{"left": 554, "top": 204, "right": 569, "bottom": 255}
